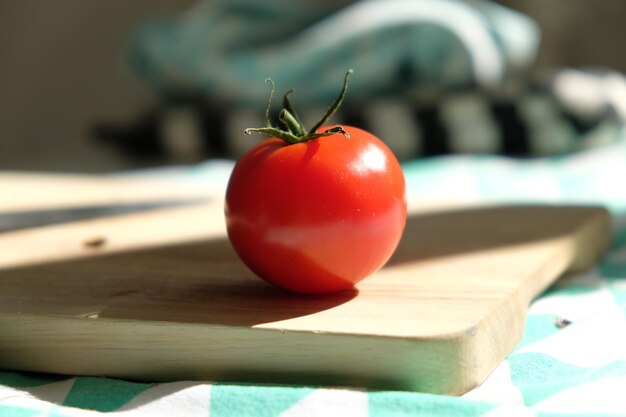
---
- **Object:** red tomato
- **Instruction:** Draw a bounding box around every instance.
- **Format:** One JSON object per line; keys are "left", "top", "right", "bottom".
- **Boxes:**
{"left": 225, "top": 125, "right": 406, "bottom": 294}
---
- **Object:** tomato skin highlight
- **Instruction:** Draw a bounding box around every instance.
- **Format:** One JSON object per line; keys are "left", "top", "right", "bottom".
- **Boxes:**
{"left": 225, "top": 126, "right": 407, "bottom": 294}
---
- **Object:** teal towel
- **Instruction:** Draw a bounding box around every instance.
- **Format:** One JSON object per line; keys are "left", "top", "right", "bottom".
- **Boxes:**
{"left": 128, "top": 0, "right": 539, "bottom": 105}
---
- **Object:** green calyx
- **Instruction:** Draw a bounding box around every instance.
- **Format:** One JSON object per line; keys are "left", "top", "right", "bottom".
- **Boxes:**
{"left": 244, "top": 69, "right": 354, "bottom": 144}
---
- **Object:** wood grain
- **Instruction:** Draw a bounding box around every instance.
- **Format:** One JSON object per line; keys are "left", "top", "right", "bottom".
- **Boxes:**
{"left": 0, "top": 174, "right": 612, "bottom": 394}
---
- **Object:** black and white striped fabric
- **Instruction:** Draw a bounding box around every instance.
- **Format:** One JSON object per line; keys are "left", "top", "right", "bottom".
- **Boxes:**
{"left": 95, "top": 69, "right": 626, "bottom": 163}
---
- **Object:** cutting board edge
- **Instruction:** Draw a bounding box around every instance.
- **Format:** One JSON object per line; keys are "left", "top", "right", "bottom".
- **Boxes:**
{"left": 0, "top": 311, "right": 485, "bottom": 394}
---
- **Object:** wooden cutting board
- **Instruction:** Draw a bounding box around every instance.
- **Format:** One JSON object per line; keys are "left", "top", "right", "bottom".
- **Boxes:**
{"left": 0, "top": 173, "right": 612, "bottom": 395}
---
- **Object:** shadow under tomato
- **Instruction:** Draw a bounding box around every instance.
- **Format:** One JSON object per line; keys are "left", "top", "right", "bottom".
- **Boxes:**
{"left": 0, "top": 235, "right": 358, "bottom": 328}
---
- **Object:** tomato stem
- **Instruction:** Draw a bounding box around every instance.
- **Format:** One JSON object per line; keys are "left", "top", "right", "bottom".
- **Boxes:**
{"left": 279, "top": 108, "right": 305, "bottom": 136}
{"left": 283, "top": 89, "right": 304, "bottom": 131}
{"left": 244, "top": 69, "right": 353, "bottom": 144}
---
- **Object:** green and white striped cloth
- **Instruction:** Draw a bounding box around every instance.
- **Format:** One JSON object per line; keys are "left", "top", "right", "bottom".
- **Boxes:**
{"left": 2, "top": 134, "right": 626, "bottom": 416}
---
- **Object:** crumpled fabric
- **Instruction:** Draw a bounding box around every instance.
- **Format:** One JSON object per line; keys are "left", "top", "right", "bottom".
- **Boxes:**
{"left": 128, "top": 0, "right": 539, "bottom": 106}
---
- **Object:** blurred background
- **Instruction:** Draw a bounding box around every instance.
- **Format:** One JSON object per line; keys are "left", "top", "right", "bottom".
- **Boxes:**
{"left": 1, "top": 0, "right": 625, "bottom": 173}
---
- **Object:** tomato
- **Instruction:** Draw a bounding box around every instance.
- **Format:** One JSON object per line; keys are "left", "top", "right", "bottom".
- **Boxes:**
{"left": 224, "top": 71, "right": 407, "bottom": 294}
